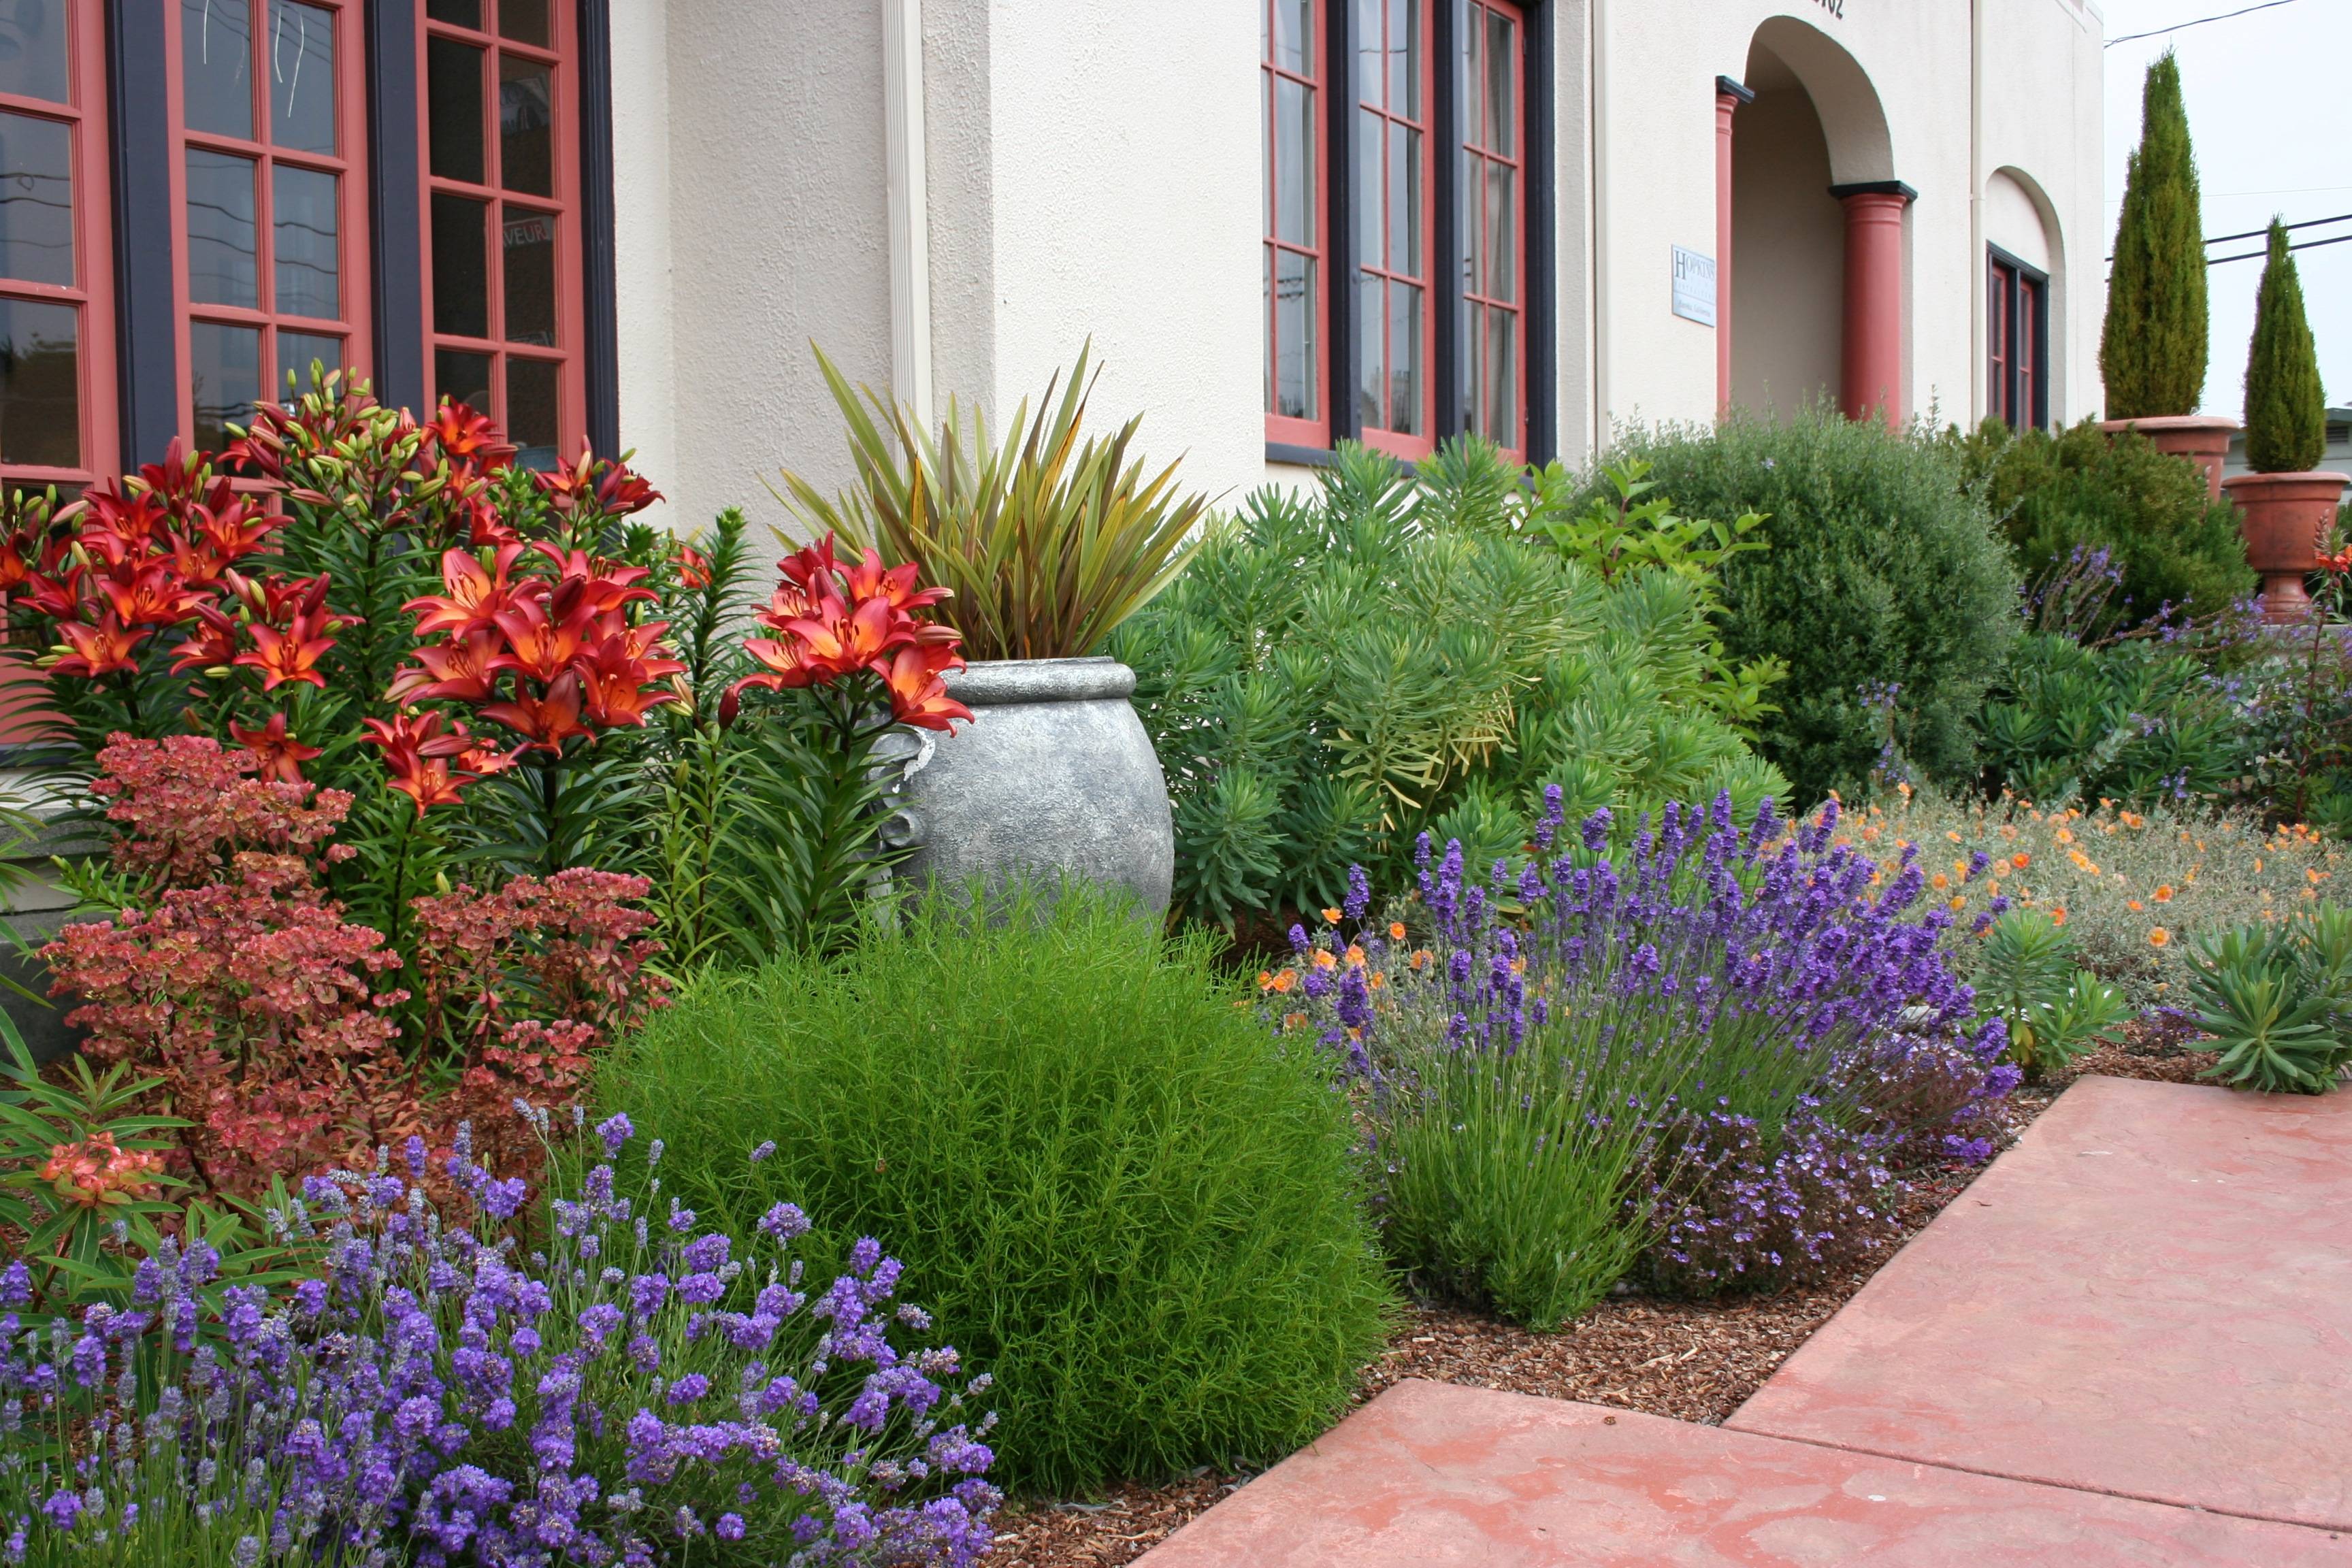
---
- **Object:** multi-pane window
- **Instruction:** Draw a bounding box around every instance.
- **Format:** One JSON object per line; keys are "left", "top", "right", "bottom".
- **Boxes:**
{"left": 1262, "top": 1, "right": 1532, "bottom": 460}
{"left": 172, "top": 0, "right": 372, "bottom": 451}
{"left": 1263, "top": 0, "right": 1326, "bottom": 447}
{"left": 421, "top": 0, "right": 581, "bottom": 470}
{"left": 1458, "top": 0, "right": 1523, "bottom": 459}
{"left": 0, "top": 0, "right": 114, "bottom": 491}
{"left": 1353, "top": 0, "right": 1433, "bottom": 457}
{"left": 1987, "top": 248, "right": 2046, "bottom": 431}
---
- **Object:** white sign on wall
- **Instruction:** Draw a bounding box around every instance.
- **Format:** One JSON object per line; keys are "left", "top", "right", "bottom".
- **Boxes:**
{"left": 1671, "top": 246, "right": 1717, "bottom": 328}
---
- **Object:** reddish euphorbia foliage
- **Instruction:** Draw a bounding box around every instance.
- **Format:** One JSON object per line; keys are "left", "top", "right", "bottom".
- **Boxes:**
{"left": 41, "top": 736, "right": 668, "bottom": 1194}
{"left": 734, "top": 534, "right": 973, "bottom": 732}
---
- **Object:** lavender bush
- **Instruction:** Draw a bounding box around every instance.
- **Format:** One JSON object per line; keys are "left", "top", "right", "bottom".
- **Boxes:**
{"left": 0, "top": 1113, "right": 997, "bottom": 1567}
{"left": 1267, "top": 791, "right": 2016, "bottom": 1322}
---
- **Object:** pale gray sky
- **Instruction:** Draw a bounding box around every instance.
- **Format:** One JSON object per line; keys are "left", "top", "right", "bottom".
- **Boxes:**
{"left": 2102, "top": 0, "right": 2352, "bottom": 416}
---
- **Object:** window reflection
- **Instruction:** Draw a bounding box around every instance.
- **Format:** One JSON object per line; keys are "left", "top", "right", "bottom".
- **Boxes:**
{"left": 0, "top": 111, "right": 72, "bottom": 287}
{"left": 431, "top": 191, "right": 487, "bottom": 337}
{"left": 186, "top": 149, "right": 259, "bottom": 308}
{"left": 190, "top": 318, "right": 261, "bottom": 452}
{"left": 269, "top": 0, "right": 336, "bottom": 154}
{"left": 182, "top": 0, "right": 255, "bottom": 141}
{"left": 0, "top": 0, "right": 70, "bottom": 103}
{"left": 498, "top": 55, "right": 551, "bottom": 195}
{"left": 502, "top": 206, "right": 553, "bottom": 344}
{"left": 0, "top": 296, "right": 77, "bottom": 468}
{"left": 272, "top": 163, "right": 338, "bottom": 318}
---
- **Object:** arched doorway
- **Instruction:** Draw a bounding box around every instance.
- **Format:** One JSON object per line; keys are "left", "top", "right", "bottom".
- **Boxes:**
{"left": 1726, "top": 18, "right": 1902, "bottom": 423}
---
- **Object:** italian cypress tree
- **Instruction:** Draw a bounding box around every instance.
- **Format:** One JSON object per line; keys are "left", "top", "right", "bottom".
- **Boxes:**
{"left": 2101, "top": 53, "right": 2207, "bottom": 418}
{"left": 2242, "top": 218, "right": 2325, "bottom": 473}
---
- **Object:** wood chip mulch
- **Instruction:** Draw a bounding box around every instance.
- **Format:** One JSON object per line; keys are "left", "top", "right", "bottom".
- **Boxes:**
{"left": 990, "top": 1035, "right": 2222, "bottom": 1568}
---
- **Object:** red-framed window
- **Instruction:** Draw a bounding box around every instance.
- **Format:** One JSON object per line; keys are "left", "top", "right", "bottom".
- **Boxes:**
{"left": 0, "top": 0, "right": 116, "bottom": 494}
{"left": 167, "top": 0, "right": 373, "bottom": 453}
{"left": 1353, "top": 0, "right": 1435, "bottom": 459}
{"left": 1264, "top": 0, "right": 1328, "bottom": 448}
{"left": 1459, "top": 0, "right": 1524, "bottom": 461}
{"left": 420, "top": 0, "right": 583, "bottom": 470}
{"left": 1988, "top": 246, "right": 2046, "bottom": 431}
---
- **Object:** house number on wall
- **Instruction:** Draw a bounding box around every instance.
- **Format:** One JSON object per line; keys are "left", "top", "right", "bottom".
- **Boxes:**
{"left": 1814, "top": 0, "right": 1844, "bottom": 16}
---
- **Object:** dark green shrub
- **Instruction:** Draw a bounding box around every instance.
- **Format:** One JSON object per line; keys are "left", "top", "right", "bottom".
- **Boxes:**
{"left": 1953, "top": 418, "right": 2253, "bottom": 626}
{"left": 593, "top": 889, "right": 1392, "bottom": 1494}
{"left": 2244, "top": 219, "right": 2325, "bottom": 474}
{"left": 1976, "top": 631, "right": 2247, "bottom": 808}
{"left": 2102, "top": 52, "right": 2207, "bottom": 419}
{"left": 1603, "top": 409, "right": 2020, "bottom": 806}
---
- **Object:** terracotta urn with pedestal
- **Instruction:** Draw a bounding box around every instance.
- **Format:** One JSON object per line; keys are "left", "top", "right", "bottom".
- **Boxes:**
{"left": 2220, "top": 471, "right": 2351, "bottom": 623}
{"left": 2098, "top": 414, "right": 2239, "bottom": 502}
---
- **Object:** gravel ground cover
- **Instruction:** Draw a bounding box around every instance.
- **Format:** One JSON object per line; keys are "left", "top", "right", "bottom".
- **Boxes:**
{"left": 989, "top": 1031, "right": 2220, "bottom": 1568}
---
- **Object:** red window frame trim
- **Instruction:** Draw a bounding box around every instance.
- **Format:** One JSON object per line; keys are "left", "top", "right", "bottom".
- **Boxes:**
{"left": 0, "top": 0, "right": 118, "bottom": 493}
{"left": 164, "top": 0, "right": 375, "bottom": 448}
{"left": 1460, "top": 0, "right": 1526, "bottom": 464}
{"left": 1264, "top": 0, "right": 1330, "bottom": 451}
{"left": 416, "top": 2, "right": 587, "bottom": 457}
{"left": 1354, "top": 0, "right": 1438, "bottom": 462}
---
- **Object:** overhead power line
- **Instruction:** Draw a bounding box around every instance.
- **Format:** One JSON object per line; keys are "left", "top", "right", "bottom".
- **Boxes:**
{"left": 2107, "top": 0, "right": 2304, "bottom": 48}
{"left": 2205, "top": 212, "right": 2352, "bottom": 247}
{"left": 2208, "top": 231, "right": 2352, "bottom": 265}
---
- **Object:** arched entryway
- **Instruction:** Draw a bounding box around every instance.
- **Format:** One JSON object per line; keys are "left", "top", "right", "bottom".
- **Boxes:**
{"left": 1721, "top": 18, "right": 1904, "bottom": 423}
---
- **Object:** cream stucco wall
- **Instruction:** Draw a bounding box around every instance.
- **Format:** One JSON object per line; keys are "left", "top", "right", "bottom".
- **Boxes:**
{"left": 610, "top": 0, "right": 2106, "bottom": 528}
{"left": 1588, "top": 0, "right": 2102, "bottom": 442}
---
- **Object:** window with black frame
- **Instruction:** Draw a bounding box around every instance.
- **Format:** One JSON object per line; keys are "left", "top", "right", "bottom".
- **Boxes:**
{"left": 1987, "top": 246, "right": 2046, "bottom": 431}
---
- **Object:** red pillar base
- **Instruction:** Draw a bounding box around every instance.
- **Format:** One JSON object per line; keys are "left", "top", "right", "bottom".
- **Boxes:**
{"left": 1831, "top": 180, "right": 1914, "bottom": 427}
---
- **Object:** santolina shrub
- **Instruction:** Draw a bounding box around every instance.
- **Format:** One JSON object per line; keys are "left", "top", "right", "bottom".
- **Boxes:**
{"left": 0, "top": 1114, "right": 998, "bottom": 1566}
{"left": 1265, "top": 793, "right": 2012, "bottom": 1313}
{"left": 595, "top": 889, "right": 1392, "bottom": 1494}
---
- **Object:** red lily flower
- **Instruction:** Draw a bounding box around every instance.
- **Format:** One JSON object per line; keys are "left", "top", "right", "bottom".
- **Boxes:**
{"left": 670, "top": 542, "right": 711, "bottom": 590}
{"left": 843, "top": 547, "right": 952, "bottom": 615}
{"left": 734, "top": 635, "right": 826, "bottom": 693}
{"left": 782, "top": 594, "right": 918, "bottom": 681}
{"left": 230, "top": 711, "right": 323, "bottom": 783}
{"left": 0, "top": 529, "right": 39, "bottom": 591}
{"left": 457, "top": 740, "right": 523, "bottom": 776}
{"left": 234, "top": 608, "right": 337, "bottom": 690}
{"left": 384, "top": 753, "right": 470, "bottom": 817}
{"left": 425, "top": 401, "right": 517, "bottom": 471}
{"left": 877, "top": 642, "right": 973, "bottom": 733}
{"left": 489, "top": 594, "right": 587, "bottom": 683}
{"left": 387, "top": 627, "right": 504, "bottom": 703}
{"left": 95, "top": 562, "right": 208, "bottom": 627}
{"left": 763, "top": 536, "right": 842, "bottom": 624}
{"left": 578, "top": 638, "right": 683, "bottom": 728}
{"left": 75, "top": 490, "right": 169, "bottom": 568}
{"left": 50, "top": 614, "right": 148, "bottom": 678}
{"left": 407, "top": 544, "right": 526, "bottom": 637}
{"left": 361, "top": 708, "right": 474, "bottom": 762}
{"left": 167, "top": 606, "right": 241, "bottom": 674}
{"left": 595, "top": 461, "right": 660, "bottom": 517}
{"left": 478, "top": 670, "right": 589, "bottom": 751}
{"left": 16, "top": 570, "right": 83, "bottom": 623}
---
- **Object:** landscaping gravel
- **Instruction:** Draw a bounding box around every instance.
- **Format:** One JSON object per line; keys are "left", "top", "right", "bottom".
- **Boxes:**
{"left": 988, "top": 1037, "right": 2221, "bottom": 1568}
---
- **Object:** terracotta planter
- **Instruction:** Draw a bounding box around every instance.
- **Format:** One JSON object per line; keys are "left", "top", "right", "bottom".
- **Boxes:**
{"left": 2099, "top": 414, "right": 2239, "bottom": 501}
{"left": 2221, "top": 470, "right": 2351, "bottom": 623}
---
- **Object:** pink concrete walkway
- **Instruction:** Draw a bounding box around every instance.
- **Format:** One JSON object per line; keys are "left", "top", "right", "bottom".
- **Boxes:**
{"left": 1139, "top": 1077, "right": 2352, "bottom": 1565}
{"left": 1730, "top": 1076, "right": 2352, "bottom": 1531}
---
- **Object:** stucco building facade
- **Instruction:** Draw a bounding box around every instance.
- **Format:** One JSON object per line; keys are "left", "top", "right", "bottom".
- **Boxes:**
{"left": 0, "top": 1, "right": 2102, "bottom": 532}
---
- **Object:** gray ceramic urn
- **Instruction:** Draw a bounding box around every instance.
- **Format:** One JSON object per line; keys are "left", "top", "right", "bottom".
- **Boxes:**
{"left": 894, "top": 656, "right": 1174, "bottom": 913}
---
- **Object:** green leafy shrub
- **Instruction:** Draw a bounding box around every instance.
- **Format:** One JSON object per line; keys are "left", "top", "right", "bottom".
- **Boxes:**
{"left": 594, "top": 888, "right": 1392, "bottom": 1493}
{"left": 2243, "top": 218, "right": 2326, "bottom": 474}
{"left": 1952, "top": 419, "right": 2253, "bottom": 626}
{"left": 1972, "top": 908, "right": 2129, "bottom": 1079}
{"left": 2102, "top": 51, "right": 2207, "bottom": 419}
{"left": 1112, "top": 440, "right": 1785, "bottom": 930}
{"left": 1603, "top": 408, "right": 2020, "bottom": 806}
{"left": 2187, "top": 902, "right": 2352, "bottom": 1092}
{"left": 1976, "top": 631, "right": 2247, "bottom": 809}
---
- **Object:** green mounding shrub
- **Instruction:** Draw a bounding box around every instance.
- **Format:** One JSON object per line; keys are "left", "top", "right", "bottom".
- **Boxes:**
{"left": 2102, "top": 51, "right": 2207, "bottom": 419}
{"left": 2244, "top": 218, "right": 2326, "bottom": 474}
{"left": 1111, "top": 438, "right": 1786, "bottom": 932}
{"left": 1976, "top": 631, "right": 2247, "bottom": 810}
{"left": 593, "top": 887, "right": 1392, "bottom": 1494}
{"left": 1602, "top": 408, "right": 2020, "bottom": 808}
{"left": 1953, "top": 418, "right": 2254, "bottom": 627}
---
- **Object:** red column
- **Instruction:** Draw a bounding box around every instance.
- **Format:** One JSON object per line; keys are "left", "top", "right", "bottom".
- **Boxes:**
{"left": 1831, "top": 180, "right": 1915, "bottom": 426}
{"left": 1714, "top": 77, "right": 1751, "bottom": 416}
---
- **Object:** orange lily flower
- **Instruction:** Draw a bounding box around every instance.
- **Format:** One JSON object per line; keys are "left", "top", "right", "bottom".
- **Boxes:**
{"left": 875, "top": 642, "right": 973, "bottom": 733}
{"left": 230, "top": 711, "right": 323, "bottom": 783}
{"left": 407, "top": 544, "right": 525, "bottom": 637}
{"left": 479, "top": 670, "right": 589, "bottom": 751}
{"left": 235, "top": 608, "right": 337, "bottom": 690}
{"left": 50, "top": 614, "right": 148, "bottom": 678}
